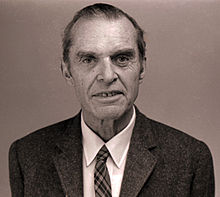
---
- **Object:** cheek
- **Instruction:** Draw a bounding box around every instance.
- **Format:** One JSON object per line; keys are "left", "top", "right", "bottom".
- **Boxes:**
{"left": 124, "top": 73, "right": 140, "bottom": 95}
{"left": 125, "top": 64, "right": 141, "bottom": 83}
{"left": 72, "top": 72, "right": 93, "bottom": 98}
{"left": 72, "top": 74, "right": 85, "bottom": 94}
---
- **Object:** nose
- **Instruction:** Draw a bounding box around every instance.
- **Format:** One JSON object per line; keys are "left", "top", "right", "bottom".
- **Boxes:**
{"left": 97, "top": 57, "right": 118, "bottom": 84}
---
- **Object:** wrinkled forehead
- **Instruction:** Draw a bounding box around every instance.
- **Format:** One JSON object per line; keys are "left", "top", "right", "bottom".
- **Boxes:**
{"left": 70, "top": 16, "right": 138, "bottom": 48}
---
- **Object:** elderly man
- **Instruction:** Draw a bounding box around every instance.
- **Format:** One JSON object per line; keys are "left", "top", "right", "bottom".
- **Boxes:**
{"left": 9, "top": 3, "right": 214, "bottom": 197}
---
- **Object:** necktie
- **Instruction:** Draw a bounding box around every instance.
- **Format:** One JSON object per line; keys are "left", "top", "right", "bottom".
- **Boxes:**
{"left": 94, "top": 145, "right": 112, "bottom": 197}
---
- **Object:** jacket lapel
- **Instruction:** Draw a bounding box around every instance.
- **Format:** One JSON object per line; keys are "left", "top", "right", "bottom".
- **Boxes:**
{"left": 53, "top": 113, "right": 83, "bottom": 197}
{"left": 120, "top": 109, "right": 158, "bottom": 197}
{"left": 51, "top": 108, "right": 158, "bottom": 197}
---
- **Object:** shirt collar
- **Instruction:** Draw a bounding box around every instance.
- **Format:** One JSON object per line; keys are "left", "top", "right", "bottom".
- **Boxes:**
{"left": 81, "top": 106, "right": 136, "bottom": 169}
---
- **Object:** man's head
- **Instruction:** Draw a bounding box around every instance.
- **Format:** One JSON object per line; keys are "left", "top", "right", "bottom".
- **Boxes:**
{"left": 61, "top": 3, "right": 146, "bottom": 122}
{"left": 62, "top": 3, "right": 146, "bottom": 70}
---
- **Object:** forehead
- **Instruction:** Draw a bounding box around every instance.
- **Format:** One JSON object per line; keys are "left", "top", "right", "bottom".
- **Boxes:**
{"left": 70, "top": 17, "right": 137, "bottom": 53}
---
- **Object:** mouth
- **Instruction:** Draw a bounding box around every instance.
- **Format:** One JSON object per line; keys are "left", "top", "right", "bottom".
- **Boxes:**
{"left": 92, "top": 90, "right": 123, "bottom": 98}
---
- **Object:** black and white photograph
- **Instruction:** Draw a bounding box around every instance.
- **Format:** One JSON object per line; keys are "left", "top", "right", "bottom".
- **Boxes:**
{"left": 0, "top": 0, "right": 219, "bottom": 196}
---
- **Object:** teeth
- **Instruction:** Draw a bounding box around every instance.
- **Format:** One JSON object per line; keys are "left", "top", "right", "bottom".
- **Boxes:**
{"left": 97, "top": 92, "right": 119, "bottom": 97}
{"left": 102, "top": 93, "right": 108, "bottom": 97}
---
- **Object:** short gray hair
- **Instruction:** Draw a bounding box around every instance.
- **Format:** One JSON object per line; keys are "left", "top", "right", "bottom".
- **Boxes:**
{"left": 62, "top": 3, "right": 146, "bottom": 69}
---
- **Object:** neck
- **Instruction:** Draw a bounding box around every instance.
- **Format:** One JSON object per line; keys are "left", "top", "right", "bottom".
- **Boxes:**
{"left": 83, "top": 107, "right": 134, "bottom": 142}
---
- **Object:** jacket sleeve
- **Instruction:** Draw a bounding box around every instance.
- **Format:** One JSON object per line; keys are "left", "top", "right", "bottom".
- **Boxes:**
{"left": 9, "top": 141, "right": 24, "bottom": 197}
{"left": 191, "top": 141, "right": 215, "bottom": 197}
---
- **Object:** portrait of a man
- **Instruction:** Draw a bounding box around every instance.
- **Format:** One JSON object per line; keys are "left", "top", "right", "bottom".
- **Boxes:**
{"left": 7, "top": 3, "right": 215, "bottom": 197}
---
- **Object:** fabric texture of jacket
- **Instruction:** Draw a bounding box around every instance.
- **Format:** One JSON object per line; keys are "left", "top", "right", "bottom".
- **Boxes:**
{"left": 9, "top": 108, "right": 215, "bottom": 196}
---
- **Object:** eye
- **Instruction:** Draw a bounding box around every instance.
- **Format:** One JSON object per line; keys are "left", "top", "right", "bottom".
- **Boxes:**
{"left": 117, "top": 56, "right": 129, "bottom": 62}
{"left": 114, "top": 55, "right": 130, "bottom": 66}
{"left": 80, "top": 56, "right": 97, "bottom": 65}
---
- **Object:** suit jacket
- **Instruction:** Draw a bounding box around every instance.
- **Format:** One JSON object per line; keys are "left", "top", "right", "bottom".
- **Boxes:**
{"left": 9, "top": 108, "right": 215, "bottom": 197}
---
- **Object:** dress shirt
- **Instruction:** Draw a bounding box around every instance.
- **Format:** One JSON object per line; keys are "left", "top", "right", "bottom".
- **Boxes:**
{"left": 81, "top": 107, "right": 136, "bottom": 197}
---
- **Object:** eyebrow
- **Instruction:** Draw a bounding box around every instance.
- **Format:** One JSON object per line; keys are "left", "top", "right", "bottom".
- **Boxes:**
{"left": 76, "top": 51, "right": 98, "bottom": 58}
{"left": 110, "top": 49, "right": 135, "bottom": 58}
{"left": 76, "top": 48, "right": 136, "bottom": 58}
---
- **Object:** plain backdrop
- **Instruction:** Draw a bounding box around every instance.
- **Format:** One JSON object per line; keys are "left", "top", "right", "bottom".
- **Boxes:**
{"left": 0, "top": 0, "right": 219, "bottom": 196}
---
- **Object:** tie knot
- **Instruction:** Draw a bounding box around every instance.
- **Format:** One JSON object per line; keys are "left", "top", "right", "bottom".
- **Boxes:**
{"left": 96, "top": 145, "right": 110, "bottom": 162}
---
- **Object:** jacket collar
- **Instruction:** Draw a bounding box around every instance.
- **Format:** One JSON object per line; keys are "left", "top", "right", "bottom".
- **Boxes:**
{"left": 53, "top": 107, "right": 158, "bottom": 197}
{"left": 120, "top": 107, "right": 158, "bottom": 197}
{"left": 53, "top": 112, "right": 83, "bottom": 196}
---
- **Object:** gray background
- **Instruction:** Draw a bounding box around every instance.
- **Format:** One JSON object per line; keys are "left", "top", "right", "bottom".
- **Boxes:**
{"left": 0, "top": 0, "right": 219, "bottom": 196}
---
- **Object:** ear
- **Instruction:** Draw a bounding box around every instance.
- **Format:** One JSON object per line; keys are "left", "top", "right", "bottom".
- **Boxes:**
{"left": 139, "top": 57, "right": 146, "bottom": 84}
{"left": 61, "top": 60, "right": 74, "bottom": 86}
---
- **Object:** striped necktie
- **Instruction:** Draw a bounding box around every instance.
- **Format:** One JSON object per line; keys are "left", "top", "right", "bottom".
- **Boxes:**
{"left": 94, "top": 145, "right": 112, "bottom": 197}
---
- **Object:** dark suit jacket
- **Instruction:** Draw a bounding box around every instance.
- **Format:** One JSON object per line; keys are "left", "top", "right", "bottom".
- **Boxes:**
{"left": 9, "top": 108, "right": 214, "bottom": 196}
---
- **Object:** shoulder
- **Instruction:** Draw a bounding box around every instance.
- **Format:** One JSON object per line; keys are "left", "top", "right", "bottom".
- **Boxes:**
{"left": 11, "top": 117, "right": 72, "bottom": 148}
{"left": 136, "top": 109, "right": 212, "bottom": 161}
{"left": 9, "top": 113, "right": 80, "bottom": 163}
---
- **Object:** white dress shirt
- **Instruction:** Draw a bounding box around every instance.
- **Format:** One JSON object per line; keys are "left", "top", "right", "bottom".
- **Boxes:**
{"left": 81, "top": 107, "right": 136, "bottom": 197}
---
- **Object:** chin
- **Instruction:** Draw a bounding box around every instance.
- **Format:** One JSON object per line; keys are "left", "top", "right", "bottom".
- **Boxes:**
{"left": 93, "top": 105, "right": 127, "bottom": 120}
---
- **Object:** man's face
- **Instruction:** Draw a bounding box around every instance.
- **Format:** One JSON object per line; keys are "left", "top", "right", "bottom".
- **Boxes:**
{"left": 65, "top": 17, "right": 145, "bottom": 120}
